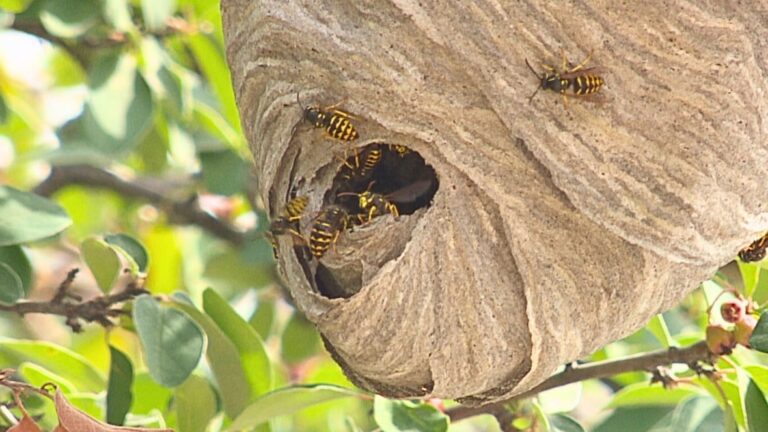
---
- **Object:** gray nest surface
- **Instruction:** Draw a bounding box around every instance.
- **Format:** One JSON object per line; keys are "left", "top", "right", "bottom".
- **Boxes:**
{"left": 222, "top": 1, "right": 768, "bottom": 404}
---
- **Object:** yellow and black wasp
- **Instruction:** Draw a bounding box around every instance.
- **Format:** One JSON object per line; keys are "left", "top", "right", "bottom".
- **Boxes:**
{"left": 308, "top": 205, "right": 351, "bottom": 258}
{"left": 390, "top": 144, "right": 411, "bottom": 157}
{"left": 266, "top": 195, "right": 309, "bottom": 257}
{"left": 524, "top": 50, "right": 605, "bottom": 108}
{"left": 298, "top": 93, "right": 359, "bottom": 141}
{"left": 738, "top": 232, "right": 768, "bottom": 262}
{"left": 339, "top": 179, "right": 434, "bottom": 224}
{"left": 337, "top": 144, "right": 382, "bottom": 185}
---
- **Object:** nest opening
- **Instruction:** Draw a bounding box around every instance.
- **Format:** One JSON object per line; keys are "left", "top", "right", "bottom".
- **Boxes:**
{"left": 308, "top": 143, "right": 439, "bottom": 299}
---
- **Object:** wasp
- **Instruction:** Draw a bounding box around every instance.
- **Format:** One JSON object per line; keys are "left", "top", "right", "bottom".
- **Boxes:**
{"left": 524, "top": 50, "right": 605, "bottom": 108}
{"left": 738, "top": 232, "right": 768, "bottom": 262}
{"left": 337, "top": 144, "right": 382, "bottom": 184}
{"left": 390, "top": 144, "right": 411, "bottom": 157}
{"left": 308, "top": 205, "right": 351, "bottom": 258}
{"left": 339, "top": 179, "right": 434, "bottom": 224}
{"left": 266, "top": 195, "right": 309, "bottom": 257}
{"left": 298, "top": 93, "right": 359, "bottom": 141}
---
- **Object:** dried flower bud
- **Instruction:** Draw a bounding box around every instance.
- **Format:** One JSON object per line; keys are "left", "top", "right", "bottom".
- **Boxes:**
{"left": 706, "top": 324, "right": 736, "bottom": 355}
{"left": 733, "top": 314, "right": 758, "bottom": 347}
{"left": 721, "top": 300, "right": 746, "bottom": 323}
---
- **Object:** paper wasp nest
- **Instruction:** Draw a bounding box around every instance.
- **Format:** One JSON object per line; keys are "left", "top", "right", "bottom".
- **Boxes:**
{"left": 222, "top": 1, "right": 768, "bottom": 404}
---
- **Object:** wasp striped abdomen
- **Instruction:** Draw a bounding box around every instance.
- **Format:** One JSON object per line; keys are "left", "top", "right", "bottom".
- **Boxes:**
{"left": 303, "top": 106, "right": 359, "bottom": 141}
{"left": 572, "top": 75, "right": 604, "bottom": 96}
{"left": 308, "top": 206, "right": 350, "bottom": 258}
{"left": 359, "top": 146, "right": 382, "bottom": 177}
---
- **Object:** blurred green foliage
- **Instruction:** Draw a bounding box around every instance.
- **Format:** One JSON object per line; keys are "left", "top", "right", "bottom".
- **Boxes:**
{"left": 0, "top": 0, "right": 767, "bottom": 431}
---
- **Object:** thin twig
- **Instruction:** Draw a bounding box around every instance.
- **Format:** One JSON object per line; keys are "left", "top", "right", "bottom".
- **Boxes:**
{"left": 0, "top": 270, "right": 148, "bottom": 332}
{"left": 447, "top": 341, "right": 712, "bottom": 422}
{"left": 35, "top": 164, "right": 246, "bottom": 246}
{"left": 51, "top": 268, "right": 79, "bottom": 304}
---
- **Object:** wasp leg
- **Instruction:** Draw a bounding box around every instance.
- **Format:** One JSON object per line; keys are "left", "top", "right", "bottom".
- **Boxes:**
{"left": 568, "top": 49, "right": 594, "bottom": 74}
{"left": 561, "top": 93, "right": 569, "bottom": 109}
{"left": 331, "top": 230, "right": 341, "bottom": 254}
{"left": 335, "top": 153, "right": 356, "bottom": 170}
{"left": 288, "top": 228, "right": 307, "bottom": 245}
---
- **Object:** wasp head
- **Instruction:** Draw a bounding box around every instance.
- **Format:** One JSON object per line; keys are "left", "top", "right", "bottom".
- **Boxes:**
{"left": 358, "top": 191, "right": 374, "bottom": 209}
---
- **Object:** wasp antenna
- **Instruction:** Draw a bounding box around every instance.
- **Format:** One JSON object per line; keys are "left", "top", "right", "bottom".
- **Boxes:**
{"left": 527, "top": 87, "right": 541, "bottom": 103}
{"left": 336, "top": 191, "right": 358, "bottom": 198}
{"left": 296, "top": 91, "right": 305, "bottom": 110}
{"left": 524, "top": 58, "right": 543, "bottom": 79}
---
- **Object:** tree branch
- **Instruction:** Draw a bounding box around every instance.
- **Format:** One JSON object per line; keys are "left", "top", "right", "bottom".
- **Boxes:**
{"left": 447, "top": 341, "right": 712, "bottom": 422}
{"left": 34, "top": 164, "right": 246, "bottom": 246}
{"left": 0, "top": 268, "right": 148, "bottom": 332}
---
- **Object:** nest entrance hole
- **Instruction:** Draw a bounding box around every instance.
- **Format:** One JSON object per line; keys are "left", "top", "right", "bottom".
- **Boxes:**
{"left": 311, "top": 143, "right": 439, "bottom": 299}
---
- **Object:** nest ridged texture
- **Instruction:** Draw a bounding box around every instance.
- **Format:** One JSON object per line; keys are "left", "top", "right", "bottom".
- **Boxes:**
{"left": 222, "top": 0, "right": 768, "bottom": 404}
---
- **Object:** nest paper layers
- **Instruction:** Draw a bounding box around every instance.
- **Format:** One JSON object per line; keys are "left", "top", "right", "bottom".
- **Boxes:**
{"left": 222, "top": 0, "right": 768, "bottom": 404}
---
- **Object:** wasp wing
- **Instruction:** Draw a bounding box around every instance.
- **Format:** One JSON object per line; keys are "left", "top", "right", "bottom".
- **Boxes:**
{"left": 559, "top": 66, "right": 607, "bottom": 80}
{"left": 386, "top": 179, "right": 436, "bottom": 204}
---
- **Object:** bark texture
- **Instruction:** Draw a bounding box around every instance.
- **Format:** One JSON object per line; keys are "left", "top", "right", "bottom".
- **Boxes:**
{"left": 222, "top": 0, "right": 768, "bottom": 404}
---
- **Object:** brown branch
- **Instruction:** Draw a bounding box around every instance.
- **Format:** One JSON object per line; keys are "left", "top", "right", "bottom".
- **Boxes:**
{"left": 447, "top": 341, "right": 712, "bottom": 422}
{"left": 0, "top": 269, "right": 148, "bottom": 332}
{"left": 34, "top": 164, "right": 246, "bottom": 246}
{"left": 10, "top": 17, "right": 201, "bottom": 65}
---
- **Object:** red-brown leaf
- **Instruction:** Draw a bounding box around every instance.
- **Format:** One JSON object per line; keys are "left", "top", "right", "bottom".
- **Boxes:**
{"left": 55, "top": 389, "right": 173, "bottom": 432}
{"left": 8, "top": 415, "right": 43, "bottom": 432}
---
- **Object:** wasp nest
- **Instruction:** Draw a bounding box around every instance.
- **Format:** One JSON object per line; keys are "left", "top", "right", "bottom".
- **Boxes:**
{"left": 222, "top": 1, "right": 768, "bottom": 404}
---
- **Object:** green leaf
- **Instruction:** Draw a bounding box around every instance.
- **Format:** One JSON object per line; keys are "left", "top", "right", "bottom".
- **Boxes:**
{"left": 744, "top": 378, "right": 768, "bottom": 432}
{"left": 750, "top": 312, "right": 768, "bottom": 353}
{"left": 176, "top": 375, "right": 217, "bottom": 432}
{"left": 0, "top": 91, "right": 7, "bottom": 123}
{"left": 102, "top": 0, "right": 135, "bottom": 32}
{"left": 39, "top": 0, "right": 100, "bottom": 38}
{"left": 130, "top": 372, "right": 173, "bottom": 416}
{"left": 191, "top": 98, "right": 244, "bottom": 151}
{"left": 646, "top": 314, "right": 675, "bottom": 348}
{"left": 0, "top": 186, "right": 72, "bottom": 246}
{"left": 655, "top": 396, "right": 727, "bottom": 432}
{"left": 0, "top": 262, "right": 23, "bottom": 304}
{"left": 746, "top": 365, "right": 768, "bottom": 397}
{"left": 199, "top": 150, "right": 248, "bottom": 196}
{"left": 105, "top": 233, "right": 149, "bottom": 273}
{"left": 548, "top": 414, "right": 586, "bottom": 432}
{"left": 0, "top": 338, "right": 105, "bottom": 392}
{"left": 0, "top": 245, "right": 32, "bottom": 295}
{"left": 18, "top": 362, "right": 76, "bottom": 393}
{"left": 0, "top": 0, "right": 34, "bottom": 13}
{"left": 373, "top": 396, "right": 448, "bottom": 432}
{"left": 249, "top": 298, "right": 275, "bottom": 340}
{"left": 107, "top": 346, "right": 134, "bottom": 426}
{"left": 281, "top": 311, "right": 320, "bottom": 364}
{"left": 593, "top": 406, "right": 675, "bottom": 432}
{"left": 82, "top": 53, "right": 154, "bottom": 155}
{"left": 81, "top": 238, "right": 121, "bottom": 293}
{"left": 141, "top": 0, "right": 175, "bottom": 31}
{"left": 172, "top": 299, "right": 253, "bottom": 418}
{"left": 608, "top": 383, "right": 705, "bottom": 408}
{"left": 133, "top": 295, "right": 204, "bottom": 387}
{"left": 202, "top": 288, "right": 272, "bottom": 396}
{"left": 737, "top": 260, "right": 759, "bottom": 298}
{"left": 186, "top": 34, "right": 243, "bottom": 142}
{"left": 228, "top": 385, "right": 363, "bottom": 431}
